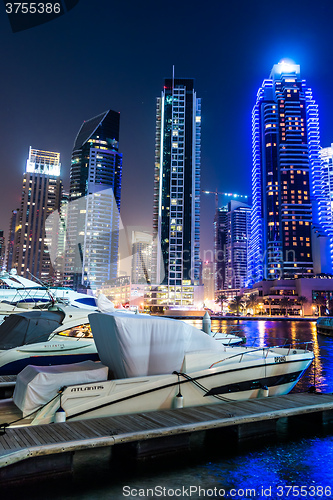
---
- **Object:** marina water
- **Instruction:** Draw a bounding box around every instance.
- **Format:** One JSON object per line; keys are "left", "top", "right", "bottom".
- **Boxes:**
{"left": 5, "top": 319, "right": 333, "bottom": 499}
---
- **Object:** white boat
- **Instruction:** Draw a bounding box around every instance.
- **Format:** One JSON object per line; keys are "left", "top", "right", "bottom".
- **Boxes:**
{"left": 0, "top": 312, "right": 313, "bottom": 428}
{"left": 0, "top": 306, "right": 99, "bottom": 376}
{"left": 0, "top": 269, "right": 97, "bottom": 310}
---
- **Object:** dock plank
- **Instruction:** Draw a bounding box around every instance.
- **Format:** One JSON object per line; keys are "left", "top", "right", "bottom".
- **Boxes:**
{"left": 1, "top": 392, "right": 333, "bottom": 476}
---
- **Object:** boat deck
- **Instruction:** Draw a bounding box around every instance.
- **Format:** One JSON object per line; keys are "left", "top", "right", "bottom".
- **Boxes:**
{"left": 1, "top": 391, "right": 333, "bottom": 482}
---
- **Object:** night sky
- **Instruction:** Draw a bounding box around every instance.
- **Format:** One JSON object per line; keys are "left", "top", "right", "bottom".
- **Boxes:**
{"left": 1, "top": 0, "right": 333, "bottom": 258}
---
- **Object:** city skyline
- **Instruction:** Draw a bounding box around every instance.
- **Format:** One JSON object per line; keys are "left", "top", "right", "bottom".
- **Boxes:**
{"left": 2, "top": 0, "right": 333, "bottom": 260}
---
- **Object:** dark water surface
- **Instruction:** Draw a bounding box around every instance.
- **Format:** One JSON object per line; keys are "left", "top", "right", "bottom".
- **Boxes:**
{"left": 5, "top": 320, "right": 333, "bottom": 500}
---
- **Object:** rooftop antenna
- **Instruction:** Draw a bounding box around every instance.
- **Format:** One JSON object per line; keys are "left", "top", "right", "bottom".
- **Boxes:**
{"left": 172, "top": 64, "right": 175, "bottom": 90}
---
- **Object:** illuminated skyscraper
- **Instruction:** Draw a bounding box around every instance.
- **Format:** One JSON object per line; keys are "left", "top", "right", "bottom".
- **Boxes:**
{"left": 248, "top": 61, "right": 332, "bottom": 284}
{"left": 226, "top": 200, "right": 251, "bottom": 289}
{"left": 214, "top": 207, "right": 228, "bottom": 293}
{"left": 11, "top": 148, "right": 62, "bottom": 280}
{"left": 64, "top": 110, "right": 122, "bottom": 291}
{"left": 152, "top": 76, "right": 201, "bottom": 306}
{"left": 320, "top": 144, "right": 333, "bottom": 226}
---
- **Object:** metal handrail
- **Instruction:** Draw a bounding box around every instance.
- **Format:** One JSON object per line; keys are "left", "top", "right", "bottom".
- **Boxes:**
{"left": 209, "top": 341, "right": 313, "bottom": 369}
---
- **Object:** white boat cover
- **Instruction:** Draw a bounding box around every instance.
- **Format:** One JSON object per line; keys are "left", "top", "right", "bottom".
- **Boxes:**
{"left": 13, "top": 360, "right": 108, "bottom": 417}
{"left": 97, "top": 293, "right": 116, "bottom": 313}
{"left": 88, "top": 312, "right": 223, "bottom": 378}
{"left": 0, "top": 310, "right": 65, "bottom": 349}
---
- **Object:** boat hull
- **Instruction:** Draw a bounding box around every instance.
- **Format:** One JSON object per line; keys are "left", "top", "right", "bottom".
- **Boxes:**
{"left": 29, "top": 352, "right": 313, "bottom": 425}
{"left": 0, "top": 336, "right": 99, "bottom": 375}
{"left": 316, "top": 317, "right": 333, "bottom": 337}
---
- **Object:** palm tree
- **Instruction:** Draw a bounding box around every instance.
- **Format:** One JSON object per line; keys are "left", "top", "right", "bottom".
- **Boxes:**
{"left": 313, "top": 295, "right": 327, "bottom": 316}
{"left": 244, "top": 293, "right": 258, "bottom": 315}
{"left": 280, "top": 296, "right": 290, "bottom": 316}
{"left": 215, "top": 294, "right": 227, "bottom": 316}
{"left": 266, "top": 297, "right": 273, "bottom": 316}
{"left": 297, "top": 296, "right": 308, "bottom": 317}
{"left": 231, "top": 294, "right": 244, "bottom": 317}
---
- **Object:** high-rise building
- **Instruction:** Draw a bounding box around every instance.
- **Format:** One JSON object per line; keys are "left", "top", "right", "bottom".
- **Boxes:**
{"left": 0, "top": 231, "right": 5, "bottom": 270}
{"left": 214, "top": 201, "right": 250, "bottom": 293}
{"left": 248, "top": 61, "right": 332, "bottom": 284}
{"left": 320, "top": 144, "right": 333, "bottom": 228}
{"left": 10, "top": 148, "right": 62, "bottom": 281}
{"left": 214, "top": 207, "right": 228, "bottom": 293}
{"left": 152, "top": 75, "right": 201, "bottom": 306}
{"left": 64, "top": 110, "right": 122, "bottom": 291}
{"left": 6, "top": 209, "right": 20, "bottom": 271}
{"left": 50, "top": 191, "right": 69, "bottom": 284}
{"left": 225, "top": 200, "right": 251, "bottom": 289}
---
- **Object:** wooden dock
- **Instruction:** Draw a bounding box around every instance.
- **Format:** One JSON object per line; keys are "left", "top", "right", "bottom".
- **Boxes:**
{"left": 1, "top": 392, "right": 333, "bottom": 484}
{"left": 0, "top": 375, "right": 16, "bottom": 399}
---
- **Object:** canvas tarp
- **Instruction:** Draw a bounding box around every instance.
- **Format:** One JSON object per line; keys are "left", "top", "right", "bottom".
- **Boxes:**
{"left": 0, "top": 309, "right": 65, "bottom": 349}
{"left": 13, "top": 360, "right": 108, "bottom": 416}
{"left": 88, "top": 312, "right": 223, "bottom": 378}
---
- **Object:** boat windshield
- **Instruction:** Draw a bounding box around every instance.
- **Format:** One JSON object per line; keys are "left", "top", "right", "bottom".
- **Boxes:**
{"left": 58, "top": 324, "right": 93, "bottom": 338}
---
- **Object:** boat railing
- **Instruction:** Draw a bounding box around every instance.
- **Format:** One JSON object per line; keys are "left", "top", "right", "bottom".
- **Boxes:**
{"left": 209, "top": 341, "right": 313, "bottom": 369}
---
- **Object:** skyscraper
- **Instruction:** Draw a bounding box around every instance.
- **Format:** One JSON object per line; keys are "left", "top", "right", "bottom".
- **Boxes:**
{"left": 214, "top": 207, "right": 228, "bottom": 293}
{"left": 248, "top": 61, "right": 331, "bottom": 284}
{"left": 225, "top": 200, "right": 251, "bottom": 289}
{"left": 152, "top": 75, "right": 201, "bottom": 306}
{"left": 6, "top": 209, "right": 20, "bottom": 271}
{"left": 0, "top": 231, "right": 5, "bottom": 271}
{"left": 64, "top": 110, "right": 122, "bottom": 291}
{"left": 11, "top": 147, "right": 62, "bottom": 280}
{"left": 320, "top": 144, "right": 333, "bottom": 229}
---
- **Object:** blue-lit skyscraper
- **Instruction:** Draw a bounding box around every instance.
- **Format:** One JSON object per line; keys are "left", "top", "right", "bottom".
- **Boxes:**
{"left": 248, "top": 61, "right": 332, "bottom": 284}
{"left": 64, "top": 110, "right": 122, "bottom": 291}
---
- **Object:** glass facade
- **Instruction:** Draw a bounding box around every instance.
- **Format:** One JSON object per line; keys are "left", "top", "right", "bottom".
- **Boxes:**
{"left": 64, "top": 110, "right": 122, "bottom": 291}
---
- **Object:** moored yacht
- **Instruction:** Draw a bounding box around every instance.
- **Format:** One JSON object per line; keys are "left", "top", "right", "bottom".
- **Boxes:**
{"left": 0, "top": 269, "right": 97, "bottom": 310}
{"left": 0, "top": 306, "right": 99, "bottom": 376}
{"left": 0, "top": 312, "right": 314, "bottom": 428}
